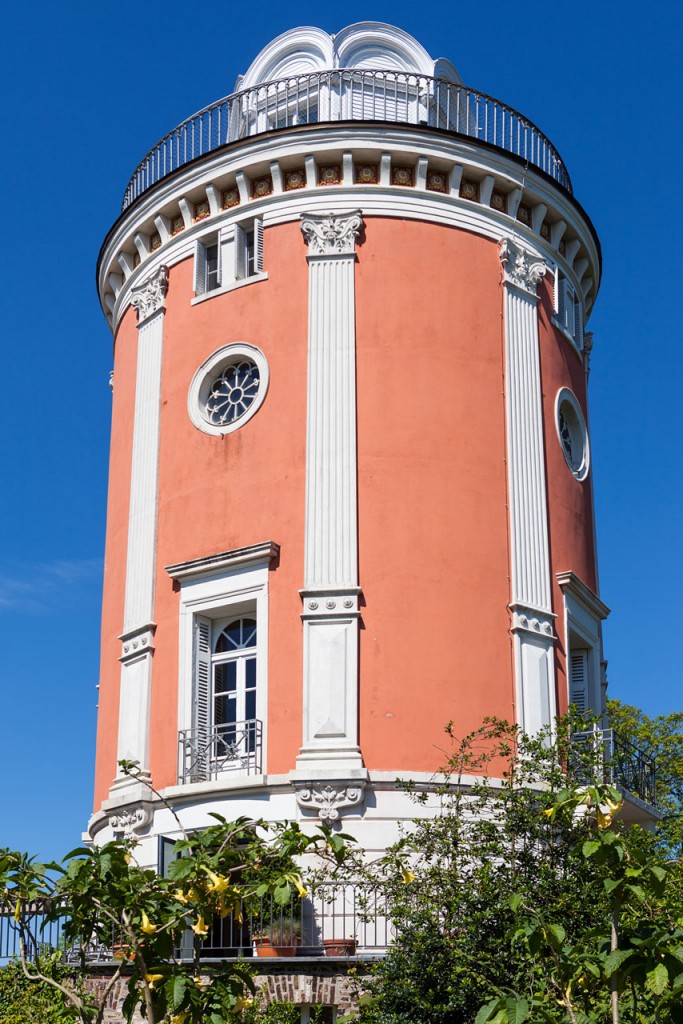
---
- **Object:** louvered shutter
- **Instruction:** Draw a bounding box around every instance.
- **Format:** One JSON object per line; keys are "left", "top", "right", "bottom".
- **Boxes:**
{"left": 234, "top": 224, "right": 246, "bottom": 280}
{"left": 216, "top": 234, "right": 223, "bottom": 287}
{"left": 253, "top": 219, "right": 264, "bottom": 274}
{"left": 194, "top": 241, "right": 206, "bottom": 295}
{"left": 569, "top": 651, "right": 589, "bottom": 713}
{"left": 192, "top": 615, "right": 212, "bottom": 781}
{"left": 565, "top": 283, "right": 576, "bottom": 337}
{"left": 574, "top": 295, "right": 583, "bottom": 349}
{"left": 557, "top": 273, "right": 566, "bottom": 323}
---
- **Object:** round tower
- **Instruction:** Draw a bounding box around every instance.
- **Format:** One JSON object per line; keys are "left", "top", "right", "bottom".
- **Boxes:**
{"left": 91, "top": 22, "right": 605, "bottom": 860}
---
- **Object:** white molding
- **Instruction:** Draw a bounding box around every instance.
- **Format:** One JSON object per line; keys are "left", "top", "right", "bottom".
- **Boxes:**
{"left": 557, "top": 571, "right": 609, "bottom": 622}
{"left": 98, "top": 125, "right": 599, "bottom": 329}
{"left": 294, "top": 782, "right": 366, "bottom": 823}
{"left": 554, "top": 387, "right": 590, "bottom": 481}
{"left": 166, "top": 541, "right": 279, "bottom": 582}
{"left": 500, "top": 237, "right": 556, "bottom": 735}
{"left": 300, "top": 209, "right": 363, "bottom": 256}
{"left": 186, "top": 342, "right": 270, "bottom": 437}
{"left": 190, "top": 271, "right": 268, "bottom": 305}
{"left": 119, "top": 622, "right": 156, "bottom": 663}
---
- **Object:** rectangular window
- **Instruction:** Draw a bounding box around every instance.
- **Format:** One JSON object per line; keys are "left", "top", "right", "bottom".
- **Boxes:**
{"left": 555, "top": 271, "right": 583, "bottom": 350}
{"left": 194, "top": 237, "right": 221, "bottom": 296}
{"left": 235, "top": 220, "right": 263, "bottom": 280}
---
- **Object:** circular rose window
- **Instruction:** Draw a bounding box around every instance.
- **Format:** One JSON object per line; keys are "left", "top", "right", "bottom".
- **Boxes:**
{"left": 188, "top": 344, "right": 269, "bottom": 436}
{"left": 555, "top": 388, "right": 590, "bottom": 481}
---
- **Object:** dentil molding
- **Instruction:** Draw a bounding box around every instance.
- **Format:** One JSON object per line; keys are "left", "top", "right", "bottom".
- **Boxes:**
{"left": 300, "top": 211, "right": 363, "bottom": 256}
{"left": 131, "top": 265, "right": 169, "bottom": 322}
{"left": 294, "top": 782, "right": 366, "bottom": 823}
{"left": 499, "top": 237, "right": 547, "bottom": 297}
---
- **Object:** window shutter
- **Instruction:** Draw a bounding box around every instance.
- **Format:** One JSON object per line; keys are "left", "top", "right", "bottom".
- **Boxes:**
{"left": 557, "top": 273, "right": 566, "bottom": 325}
{"left": 192, "top": 615, "right": 212, "bottom": 782}
{"left": 194, "top": 241, "right": 206, "bottom": 295}
{"left": 254, "top": 219, "right": 264, "bottom": 274}
{"left": 216, "top": 233, "right": 223, "bottom": 287}
{"left": 234, "top": 224, "right": 246, "bottom": 280}
{"left": 569, "top": 651, "right": 589, "bottom": 712}
{"left": 574, "top": 295, "right": 583, "bottom": 349}
{"left": 565, "top": 283, "right": 576, "bottom": 338}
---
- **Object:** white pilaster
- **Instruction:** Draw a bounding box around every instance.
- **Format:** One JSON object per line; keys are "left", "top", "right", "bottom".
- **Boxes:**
{"left": 110, "top": 266, "right": 168, "bottom": 800}
{"left": 499, "top": 238, "right": 557, "bottom": 735}
{"left": 292, "top": 212, "right": 367, "bottom": 811}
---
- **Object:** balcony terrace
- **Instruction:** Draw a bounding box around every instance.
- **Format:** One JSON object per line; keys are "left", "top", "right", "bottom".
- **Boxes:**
{"left": 121, "top": 68, "right": 572, "bottom": 211}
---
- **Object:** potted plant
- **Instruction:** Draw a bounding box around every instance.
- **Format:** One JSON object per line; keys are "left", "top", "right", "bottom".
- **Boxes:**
{"left": 323, "top": 937, "right": 357, "bottom": 957}
{"left": 253, "top": 917, "right": 302, "bottom": 957}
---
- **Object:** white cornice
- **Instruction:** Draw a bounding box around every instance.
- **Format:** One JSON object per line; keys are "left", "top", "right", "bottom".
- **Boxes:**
{"left": 557, "top": 570, "right": 610, "bottom": 621}
{"left": 165, "top": 541, "right": 280, "bottom": 582}
{"left": 99, "top": 126, "right": 600, "bottom": 329}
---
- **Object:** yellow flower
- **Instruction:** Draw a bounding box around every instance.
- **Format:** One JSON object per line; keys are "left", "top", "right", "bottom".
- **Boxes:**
{"left": 192, "top": 915, "right": 209, "bottom": 937}
{"left": 604, "top": 797, "right": 624, "bottom": 814}
{"left": 235, "top": 997, "right": 255, "bottom": 1011}
{"left": 174, "top": 889, "right": 189, "bottom": 904}
{"left": 596, "top": 811, "right": 613, "bottom": 829}
{"left": 401, "top": 869, "right": 416, "bottom": 884}
{"left": 543, "top": 808, "right": 554, "bottom": 818}
{"left": 145, "top": 973, "right": 163, "bottom": 990}
{"left": 203, "top": 867, "right": 230, "bottom": 895}
{"left": 170, "top": 1015, "right": 189, "bottom": 1024}
{"left": 140, "top": 911, "right": 157, "bottom": 935}
{"left": 13, "top": 900, "right": 21, "bottom": 923}
{"left": 294, "top": 877, "right": 308, "bottom": 898}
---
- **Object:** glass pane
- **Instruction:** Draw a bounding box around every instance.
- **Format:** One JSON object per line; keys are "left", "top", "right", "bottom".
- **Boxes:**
{"left": 245, "top": 657, "right": 256, "bottom": 688}
{"left": 242, "top": 619, "right": 257, "bottom": 646}
{"left": 214, "top": 692, "right": 236, "bottom": 728}
{"left": 245, "top": 690, "right": 256, "bottom": 722}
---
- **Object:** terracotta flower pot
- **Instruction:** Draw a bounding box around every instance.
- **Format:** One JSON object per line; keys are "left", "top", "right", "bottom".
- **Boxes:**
{"left": 253, "top": 936, "right": 300, "bottom": 957}
{"left": 323, "top": 938, "right": 357, "bottom": 957}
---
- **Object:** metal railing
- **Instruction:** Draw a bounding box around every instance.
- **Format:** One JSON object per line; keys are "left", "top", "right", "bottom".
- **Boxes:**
{"left": 122, "top": 68, "right": 571, "bottom": 209}
{"left": 178, "top": 720, "right": 263, "bottom": 784}
{"left": 0, "top": 883, "right": 391, "bottom": 963}
{"left": 571, "top": 727, "right": 657, "bottom": 807}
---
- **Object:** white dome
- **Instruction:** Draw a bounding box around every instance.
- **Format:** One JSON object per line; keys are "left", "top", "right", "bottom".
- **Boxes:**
{"left": 235, "top": 22, "right": 461, "bottom": 90}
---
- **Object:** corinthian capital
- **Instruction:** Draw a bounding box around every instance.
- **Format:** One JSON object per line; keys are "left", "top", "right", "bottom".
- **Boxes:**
{"left": 131, "top": 265, "right": 169, "bottom": 322}
{"left": 300, "top": 211, "right": 363, "bottom": 256}
{"left": 499, "top": 238, "right": 547, "bottom": 296}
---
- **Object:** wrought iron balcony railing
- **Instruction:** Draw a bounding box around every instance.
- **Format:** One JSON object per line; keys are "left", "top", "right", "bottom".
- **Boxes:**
{"left": 121, "top": 68, "right": 571, "bottom": 210}
{"left": 571, "top": 727, "right": 657, "bottom": 807}
{"left": 178, "top": 720, "right": 263, "bottom": 784}
{"left": 0, "top": 884, "right": 391, "bottom": 963}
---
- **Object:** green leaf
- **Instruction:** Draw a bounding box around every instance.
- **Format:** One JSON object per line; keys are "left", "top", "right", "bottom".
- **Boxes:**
{"left": 475, "top": 999, "right": 505, "bottom": 1024}
{"left": 604, "top": 948, "right": 635, "bottom": 977}
{"left": 545, "top": 923, "right": 566, "bottom": 949}
{"left": 504, "top": 995, "right": 529, "bottom": 1024}
{"left": 646, "top": 963, "right": 669, "bottom": 995}
{"left": 582, "top": 839, "right": 601, "bottom": 858}
{"left": 165, "top": 975, "right": 187, "bottom": 1011}
{"left": 167, "top": 858, "right": 194, "bottom": 881}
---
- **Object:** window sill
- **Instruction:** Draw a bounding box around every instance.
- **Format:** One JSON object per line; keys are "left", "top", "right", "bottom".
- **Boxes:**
{"left": 191, "top": 272, "right": 268, "bottom": 305}
{"left": 551, "top": 316, "right": 583, "bottom": 359}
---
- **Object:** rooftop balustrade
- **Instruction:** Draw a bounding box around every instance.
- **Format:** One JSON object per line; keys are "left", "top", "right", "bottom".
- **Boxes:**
{"left": 121, "top": 68, "right": 572, "bottom": 210}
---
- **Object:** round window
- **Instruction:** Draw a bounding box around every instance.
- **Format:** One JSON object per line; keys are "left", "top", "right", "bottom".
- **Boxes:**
{"left": 188, "top": 344, "right": 269, "bottom": 436}
{"left": 555, "top": 388, "right": 589, "bottom": 481}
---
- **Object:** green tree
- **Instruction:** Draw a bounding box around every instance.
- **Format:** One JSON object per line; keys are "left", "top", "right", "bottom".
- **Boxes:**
{"left": 0, "top": 763, "right": 351, "bottom": 1024}
{"left": 0, "top": 952, "right": 76, "bottom": 1023}
{"left": 607, "top": 699, "right": 683, "bottom": 857}
{"left": 347, "top": 715, "right": 683, "bottom": 1024}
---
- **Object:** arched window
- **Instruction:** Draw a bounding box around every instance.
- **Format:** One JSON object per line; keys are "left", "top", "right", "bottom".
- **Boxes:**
{"left": 212, "top": 618, "right": 258, "bottom": 753}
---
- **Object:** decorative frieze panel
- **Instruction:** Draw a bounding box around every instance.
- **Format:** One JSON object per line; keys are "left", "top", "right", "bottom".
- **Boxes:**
{"left": 294, "top": 782, "right": 366, "bottom": 823}
{"left": 108, "top": 804, "right": 153, "bottom": 839}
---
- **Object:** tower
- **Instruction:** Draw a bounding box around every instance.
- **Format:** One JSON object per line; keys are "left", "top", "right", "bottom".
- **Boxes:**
{"left": 91, "top": 21, "right": 617, "bottom": 863}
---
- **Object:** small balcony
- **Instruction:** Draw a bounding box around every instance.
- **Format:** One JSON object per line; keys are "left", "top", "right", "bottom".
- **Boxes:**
{"left": 571, "top": 726, "right": 657, "bottom": 819}
{"left": 122, "top": 68, "right": 571, "bottom": 210}
{"left": 178, "top": 720, "right": 263, "bottom": 784}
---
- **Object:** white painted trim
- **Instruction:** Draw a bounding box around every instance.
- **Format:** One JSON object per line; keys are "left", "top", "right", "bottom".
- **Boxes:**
{"left": 166, "top": 541, "right": 279, "bottom": 582}
{"left": 99, "top": 125, "right": 599, "bottom": 328}
{"left": 555, "top": 387, "right": 590, "bottom": 481}
{"left": 187, "top": 342, "right": 270, "bottom": 437}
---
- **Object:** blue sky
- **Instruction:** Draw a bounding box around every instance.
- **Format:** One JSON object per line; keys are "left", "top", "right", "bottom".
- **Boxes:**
{"left": 0, "top": 1, "right": 680, "bottom": 862}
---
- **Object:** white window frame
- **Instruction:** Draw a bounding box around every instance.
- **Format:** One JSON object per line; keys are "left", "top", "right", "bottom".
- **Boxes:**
{"left": 557, "top": 571, "right": 609, "bottom": 717}
{"left": 194, "top": 235, "right": 221, "bottom": 296}
{"left": 192, "top": 220, "right": 267, "bottom": 305}
{"left": 166, "top": 542, "right": 279, "bottom": 782}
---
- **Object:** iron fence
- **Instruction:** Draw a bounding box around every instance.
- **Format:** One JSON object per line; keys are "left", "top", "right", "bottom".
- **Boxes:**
{"left": 0, "top": 883, "right": 390, "bottom": 963}
{"left": 178, "top": 720, "right": 263, "bottom": 784}
{"left": 571, "top": 726, "right": 657, "bottom": 806}
{"left": 122, "top": 68, "right": 571, "bottom": 209}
